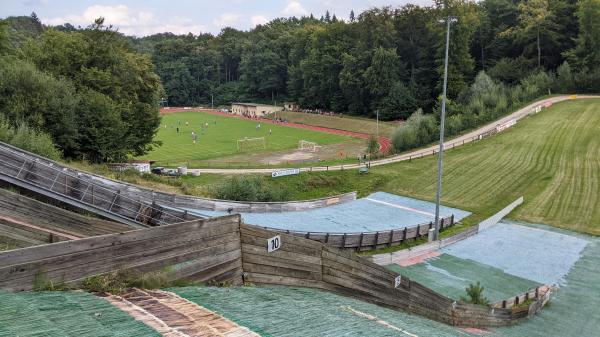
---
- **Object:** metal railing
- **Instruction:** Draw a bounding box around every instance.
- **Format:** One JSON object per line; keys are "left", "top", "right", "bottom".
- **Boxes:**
{"left": 256, "top": 214, "right": 455, "bottom": 250}
{"left": 0, "top": 143, "right": 192, "bottom": 228}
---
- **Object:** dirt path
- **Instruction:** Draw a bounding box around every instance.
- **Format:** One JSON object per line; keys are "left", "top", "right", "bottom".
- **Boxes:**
{"left": 166, "top": 96, "right": 597, "bottom": 174}
{"left": 160, "top": 108, "right": 393, "bottom": 153}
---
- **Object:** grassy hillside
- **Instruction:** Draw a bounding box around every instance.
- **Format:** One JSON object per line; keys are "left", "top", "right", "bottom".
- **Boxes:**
{"left": 201, "top": 99, "right": 599, "bottom": 234}
{"left": 133, "top": 99, "right": 600, "bottom": 235}
{"left": 272, "top": 111, "right": 399, "bottom": 137}
{"left": 371, "top": 98, "right": 600, "bottom": 234}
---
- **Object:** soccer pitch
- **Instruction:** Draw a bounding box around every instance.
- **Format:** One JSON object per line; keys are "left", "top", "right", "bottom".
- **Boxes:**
{"left": 138, "top": 112, "right": 350, "bottom": 165}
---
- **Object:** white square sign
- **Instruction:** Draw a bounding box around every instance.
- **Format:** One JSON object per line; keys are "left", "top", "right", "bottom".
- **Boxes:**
{"left": 267, "top": 235, "right": 281, "bottom": 253}
{"left": 394, "top": 275, "right": 402, "bottom": 288}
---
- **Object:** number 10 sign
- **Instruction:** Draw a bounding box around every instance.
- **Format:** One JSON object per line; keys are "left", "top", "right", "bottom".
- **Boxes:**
{"left": 268, "top": 235, "right": 281, "bottom": 252}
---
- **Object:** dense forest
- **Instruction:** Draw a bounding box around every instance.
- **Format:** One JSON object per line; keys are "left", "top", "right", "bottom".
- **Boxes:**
{"left": 0, "top": 0, "right": 599, "bottom": 162}
{"left": 126, "top": 0, "right": 600, "bottom": 121}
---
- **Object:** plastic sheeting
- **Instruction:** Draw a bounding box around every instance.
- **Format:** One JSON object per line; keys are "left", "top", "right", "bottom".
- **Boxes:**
{"left": 386, "top": 254, "right": 540, "bottom": 302}
{"left": 186, "top": 192, "right": 471, "bottom": 233}
{"left": 492, "top": 233, "right": 600, "bottom": 336}
{"left": 172, "top": 286, "right": 469, "bottom": 337}
{"left": 442, "top": 220, "right": 588, "bottom": 285}
{"left": 0, "top": 291, "right": 160, "bottom": 337}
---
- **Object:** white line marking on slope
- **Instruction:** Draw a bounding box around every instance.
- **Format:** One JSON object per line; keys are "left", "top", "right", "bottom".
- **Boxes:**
{"left": 340, "top": 306, "right": 419, "bottom": 337}
{"left": 365, "top": 198, "right": 436, "bottom": 217}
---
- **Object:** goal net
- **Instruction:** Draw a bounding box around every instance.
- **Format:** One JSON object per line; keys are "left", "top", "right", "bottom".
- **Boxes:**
{"left": 298, "top": 140, "right": 320, "bottom": 152}
{"left": 237, "top": 137, "right": 266, "bottom": 151}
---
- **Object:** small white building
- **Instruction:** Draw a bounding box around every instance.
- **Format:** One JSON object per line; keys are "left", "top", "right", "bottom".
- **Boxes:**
{"left": 283, "top": 102, "right": 299, "bottom": 111}
{"left": 231, "top": 103, "right": 283, "bottom": 117}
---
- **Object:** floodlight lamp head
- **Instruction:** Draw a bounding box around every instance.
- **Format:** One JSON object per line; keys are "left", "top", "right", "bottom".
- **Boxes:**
{"left": 439, "top": 17, "right": 458, "bottom": 23}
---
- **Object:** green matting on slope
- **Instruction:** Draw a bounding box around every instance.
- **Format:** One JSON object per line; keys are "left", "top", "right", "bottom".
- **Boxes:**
{"left": 492, "top": 235, "right": 600, "bottom": 337}
{"left": 171, "top": 286, "right": 467, "bottom": 337}
{"left": 0, "top": 291, "right": 160, "bottom": 337}
{"left": 386, "top": 254, "right": 540, "bottom": 302}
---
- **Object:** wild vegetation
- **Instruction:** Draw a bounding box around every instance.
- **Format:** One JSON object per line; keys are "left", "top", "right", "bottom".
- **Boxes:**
{"left": 0, "top": 18, "right": 162, "bottom": 162}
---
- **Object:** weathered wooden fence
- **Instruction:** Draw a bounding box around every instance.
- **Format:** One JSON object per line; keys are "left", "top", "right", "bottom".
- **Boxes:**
{"left": 494, "top": 285, "right": 552, "bottom": 310}
{"left": 259, "top": 215, "right": 455, "bottom": 251}
{"left": 0, "top": 143, "right": 194, "bottom": 227}
{"left": 0, "top": 188, "right": 133, "bottom": 239}
{"left": 0, "top": 216, "right": 549, "bottom": 327}
{"left": 0, "top": 215, "right": 243, "bottom": 291}
{"left": 239, "top": 224, "right": 549, "bottom": 327}
{"left": 0, "top": 142, "right": 356, "bottom": 215}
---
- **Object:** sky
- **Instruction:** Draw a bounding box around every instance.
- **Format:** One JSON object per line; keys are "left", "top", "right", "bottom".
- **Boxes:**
{"left": 0, "top": 0, "right": 434, "bottom": 36}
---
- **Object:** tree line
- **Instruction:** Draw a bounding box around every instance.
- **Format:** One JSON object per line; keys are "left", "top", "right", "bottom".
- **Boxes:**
{"left": 0, "top": 0, "right": 599, "bottom": 161}
{"left": 132, "top": 0, "right": 599, "bottom": 123}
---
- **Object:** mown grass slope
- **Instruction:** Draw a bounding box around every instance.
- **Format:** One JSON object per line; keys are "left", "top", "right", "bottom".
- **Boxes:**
{"left": 373, "top": 98, "right": 600, "bottom": 234}
{"left": 273, "top": 111, "right": 399, "bottom": 137}
{"left": 221, "top": 99, "right": 599, "bottom": 234}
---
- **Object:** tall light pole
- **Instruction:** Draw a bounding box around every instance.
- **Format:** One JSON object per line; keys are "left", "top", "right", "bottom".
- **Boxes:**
{"left": 433, "top": 16, "right": 457, "bottom": 241}
{"left": 376, "top": 110, "right": 379, "bottom": 138}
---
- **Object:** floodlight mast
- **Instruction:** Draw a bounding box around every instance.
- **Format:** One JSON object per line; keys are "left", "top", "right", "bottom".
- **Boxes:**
{"left": 433, "top": 15, "right": 457, "bottom": 241}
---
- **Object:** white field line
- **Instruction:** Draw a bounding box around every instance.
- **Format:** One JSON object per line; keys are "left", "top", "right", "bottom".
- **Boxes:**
{"left": 340, "top": 306, "right": 419, "bottom": 337}
{"left": 365, "top": 198, "right": 436, "bottom": 218}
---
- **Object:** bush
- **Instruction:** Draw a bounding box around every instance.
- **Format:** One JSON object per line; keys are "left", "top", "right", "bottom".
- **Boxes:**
{"left": 487, "top": 56, "right": 535, "bottom": 84}
{"left": 213, "top": 176, "right": 291, "bottom": 202}
{"left": 0, "top": 117, "right": 62, "bottom": 160}
{"left": 366, "top": 135, "right": 379, "bottom": 155}
{"left": 80, "top": 269, "right": 202, "bottom": 295}
{"left": 391, "top": 109, "right": 438, "bottom": 153}
{"left": 460, "top": 281, "right": 490, "bottom": 305}
{"left": 444, "top": 114, "right": 464, "bottom": 136}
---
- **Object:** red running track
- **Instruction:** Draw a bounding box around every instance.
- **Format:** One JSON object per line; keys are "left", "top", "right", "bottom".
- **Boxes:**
{"left": 160, "top": 107, "right": 392, "bottom": 153}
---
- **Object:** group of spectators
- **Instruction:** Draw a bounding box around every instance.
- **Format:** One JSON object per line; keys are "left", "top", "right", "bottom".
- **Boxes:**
{"left": 300, "top": 108, "right": 341, "bottom": 117}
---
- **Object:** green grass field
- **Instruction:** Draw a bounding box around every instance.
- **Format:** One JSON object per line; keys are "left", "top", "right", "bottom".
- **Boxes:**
{"left": 371, "top": 98, "right": 600, "bottom": 234}
{"left": 272, "top": 111, "right": 399, "bottom": 137}
{"left": 171, "top": 99, "right": 600, "bottom": 235}
{"left": 138, "top": 112, "right": 350, "bottom": 166}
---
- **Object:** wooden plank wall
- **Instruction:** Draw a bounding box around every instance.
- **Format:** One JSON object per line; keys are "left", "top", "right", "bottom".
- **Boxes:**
{"left": 0, "top": 146, "right": 195, "bottom": 227}
{"left": 0, "top": 142, "right": 357, "bottom": 216}
{"left": 239, "top": 223, "right": 548, "bottom": 328}
{"left": 0, "top": 215, "right": 243, "bottom": 291}
{"left": 0, "top": 213, "right": 548, "bottom": 327}
{"left": 0, "top": 188, "right": 133, "bottom": 238}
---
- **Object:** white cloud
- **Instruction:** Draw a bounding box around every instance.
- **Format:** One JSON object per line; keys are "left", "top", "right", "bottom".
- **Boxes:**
{"left": 251, "top": 15, "right": 269, "bottom": 27}
{"left": 42, "top": 5, "right": 206, "bottom": 36}
{"left": 282, "top": 1, "right": 308, "bottom": 17}
{"left": 212, "top": 13, "right": 242, "bottom": 28}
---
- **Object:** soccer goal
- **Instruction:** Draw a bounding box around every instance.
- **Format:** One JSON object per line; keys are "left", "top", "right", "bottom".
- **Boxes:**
{"left": 237, "top": 137, "right": 266, "bottom": 151}
{"left": 298, "top": 140, "right": 320, "bottom": 152}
